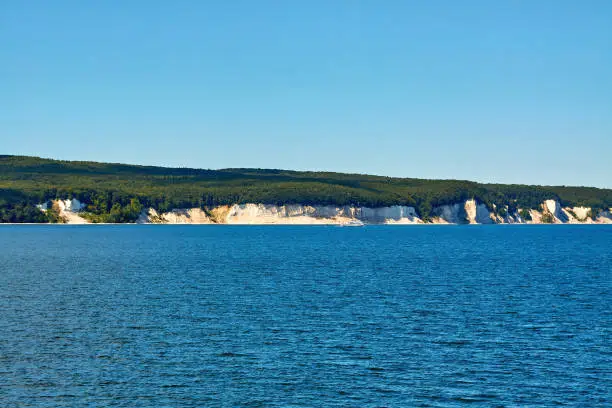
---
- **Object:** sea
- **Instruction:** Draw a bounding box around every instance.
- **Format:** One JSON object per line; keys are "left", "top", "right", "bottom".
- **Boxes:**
{"left": 0, "top": 225, "right": 610, "bottom": 407}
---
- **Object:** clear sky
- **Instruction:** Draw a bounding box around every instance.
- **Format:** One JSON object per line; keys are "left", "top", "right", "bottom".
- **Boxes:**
{"left": 2, "top": 1, "right": 611, "bottom": 187}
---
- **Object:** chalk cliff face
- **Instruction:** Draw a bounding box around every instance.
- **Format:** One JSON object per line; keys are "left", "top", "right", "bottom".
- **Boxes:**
{"left": 57, "top": 198, "right": 86, "bottom": 213}
{"left": 226, "top": 204, "right": 342, "bottom": 224}
{"left": 570, "top": 207, "right": 591, "bottom": 222}
{"left": 136, "top": 200, "right": 612, "bottom": 225}
{"left": 433, "top": 199, "right": 494, "bottom": 224}
{"left": 358, "top": 206, "right": 421, "bottom": 224}
{"left": 36, "top": 199, "right": 89, "bottom": 224}
{"left": 465, "top": 199, "right": 494, "bottom": 224}
{"left": 39, "top": 198, "right": 612, "bottom": 225}
{"left": 138, "top": 204, "right": 423, "bottom": 225}
{"left": 431, "top": 203, "right": 462, "bottom": 224}
{"left": 597, "top": 210, "right": 612, "bottom": 224}
{"left": 57, "top": 199, "right": 88, "bottom": 224}
{"left": 136, "top": 208, "right": 212, "bottom": 224}
{"left": 543, "top": 199, "right": 569, "bottom": 223}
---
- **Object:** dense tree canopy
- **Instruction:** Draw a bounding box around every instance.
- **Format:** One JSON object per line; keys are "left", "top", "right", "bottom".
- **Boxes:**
{"left": 1, "top": 155, "right": 611, "bottom": 223}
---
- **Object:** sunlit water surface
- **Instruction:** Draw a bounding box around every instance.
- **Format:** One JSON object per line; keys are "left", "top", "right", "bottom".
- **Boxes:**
{"left": 1, "top": 225, "right": 610, "bottom": 407}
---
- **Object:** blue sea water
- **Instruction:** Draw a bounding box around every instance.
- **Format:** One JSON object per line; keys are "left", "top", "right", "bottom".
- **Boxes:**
{"left": 0, "top": 225, "right": 610, "bottom": 407}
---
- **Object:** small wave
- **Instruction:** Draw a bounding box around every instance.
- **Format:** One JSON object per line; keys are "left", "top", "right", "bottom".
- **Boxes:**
{"left": 217, "top": 352, "right": 248, "bottom": 358}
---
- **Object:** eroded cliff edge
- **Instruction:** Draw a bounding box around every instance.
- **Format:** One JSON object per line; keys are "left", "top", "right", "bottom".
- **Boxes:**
{"left": 31, "top": 197, "right": 612, "bottom": 225}
{"left": 117, "top": 199, "right": 612, "bottom": 225}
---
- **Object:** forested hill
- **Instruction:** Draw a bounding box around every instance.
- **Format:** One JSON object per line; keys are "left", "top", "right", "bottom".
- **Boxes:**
{"left": 1, "top": 155, "right": 611, "bottom": 223}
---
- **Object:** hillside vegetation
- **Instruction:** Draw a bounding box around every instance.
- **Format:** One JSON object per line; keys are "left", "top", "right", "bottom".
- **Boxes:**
{"left": 1, "top": 155, "right": 611, "bottom": 223}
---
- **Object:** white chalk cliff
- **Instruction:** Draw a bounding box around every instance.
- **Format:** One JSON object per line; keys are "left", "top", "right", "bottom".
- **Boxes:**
{"left": 432, "top": 200, "right": 494, "bottom": 224}
{"left": 137, "top": 204, "right": 424, "bottom": 225}
{"left": 38, "top": 198, "right": 612, "bottom": 225}
{"left": 134, "top": 200, "right": 612, "bottom": 225}
{"left": 37, "top": 199, "right": 89, "bottom": 224}
{"left": 136, "top": 208, "right": 212, "bottom": 224}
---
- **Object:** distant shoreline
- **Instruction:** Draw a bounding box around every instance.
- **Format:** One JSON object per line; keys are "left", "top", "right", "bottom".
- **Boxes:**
{"left": 3, "top": 156, "right": 611, "bottom": 225}
{"left": 1, "top": 223, "right": 609, "bottom": 226}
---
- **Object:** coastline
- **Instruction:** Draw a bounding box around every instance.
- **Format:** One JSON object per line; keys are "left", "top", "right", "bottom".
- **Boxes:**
{"left": 2, "top": 222, "right": 611, "bottom": 226}
{"left": 10, "top": 199, "right": 612, "bottom": 226}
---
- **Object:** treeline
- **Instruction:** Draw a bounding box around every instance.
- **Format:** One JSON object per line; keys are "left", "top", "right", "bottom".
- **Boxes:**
{"left": 0, "top": 189, "right": 50, "bottom": 223}
{"left": 1, "top": 155, "right": 611, "bottom": 223}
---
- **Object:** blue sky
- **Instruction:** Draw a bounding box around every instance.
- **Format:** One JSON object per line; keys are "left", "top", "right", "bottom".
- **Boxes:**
{"left": 2, "top": 1, "right": 611, "bottom": 187}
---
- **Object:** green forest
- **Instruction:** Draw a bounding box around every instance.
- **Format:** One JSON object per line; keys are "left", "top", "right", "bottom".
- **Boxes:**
{"left": 1, "top": 155, "right": 611, "bottom": 223}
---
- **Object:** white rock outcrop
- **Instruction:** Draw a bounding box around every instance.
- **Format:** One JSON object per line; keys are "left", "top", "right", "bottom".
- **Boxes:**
{"left": 543, "top": 199, "right": 569, "bottom": 223}
{"left": 136, "top": 204, "right": 424, "bottom": 225}
{"left": 464, "top": 199, "right": 493, "bottom": 224}
{"left": 136, "top": 208, "right": 212, "bottom": 224}
{"left": 38, "top": 199, "right": 612, "bottom": 225}
{"left": 57, "top": 198, "right": 86, "bottom": 213}
{"left": 431, "top": 199, "right": 492, "bottom": 224}
{"left": 569, "top": 207, "right": 591, "bottom": 222}
{"left": 360, "top": 206, "right": 422, "bottom": 224}
{"left": 225, "top": 204, "right": 424, "bottom": 224}
{"left": 225, "top": 204, "right": 341, "bottom": 224}
{"left": 597, "top": 210, "right": 612, "bottom": 224}
{"left": 53, "top": 198, "right": 88, "bottom": 224}
{"left": 432, "top": 203, "right": 463, "bottom": 224}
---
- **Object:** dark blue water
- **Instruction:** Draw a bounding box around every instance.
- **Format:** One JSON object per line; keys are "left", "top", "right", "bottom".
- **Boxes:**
{"left": 1, "top": 225, "right": 610, "bottom": 407}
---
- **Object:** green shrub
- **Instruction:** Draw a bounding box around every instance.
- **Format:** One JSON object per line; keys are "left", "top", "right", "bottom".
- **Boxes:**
{"left": 541, "top": 212, "right": 554, "bottom": 224}
{"left": 519, "top": 209, "right": 532, "bottom": 221}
